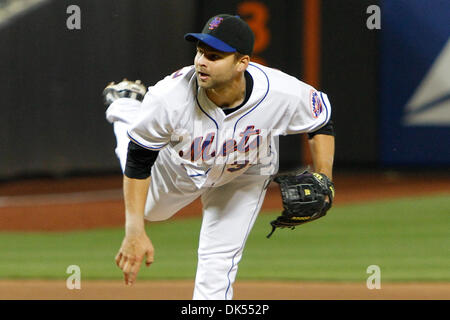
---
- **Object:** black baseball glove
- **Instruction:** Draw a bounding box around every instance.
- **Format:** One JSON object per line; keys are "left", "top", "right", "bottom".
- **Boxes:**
{"left": 266, "top": 171, "right": 335, "bottom": 238}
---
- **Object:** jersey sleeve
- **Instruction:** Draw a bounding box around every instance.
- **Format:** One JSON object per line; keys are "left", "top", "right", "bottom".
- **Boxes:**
{"left": 127, "top": 93, "right": 173, "bottom": 151}
{"left": 285, "top": 89, "right": 332, "bottom": 135}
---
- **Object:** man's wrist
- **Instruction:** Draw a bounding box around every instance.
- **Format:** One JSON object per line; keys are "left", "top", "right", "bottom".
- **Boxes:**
{"left": 125, "top": 212, "right": 146, "bottom": 235}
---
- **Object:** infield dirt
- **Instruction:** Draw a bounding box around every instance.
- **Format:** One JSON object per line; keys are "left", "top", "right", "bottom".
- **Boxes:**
{"left": 0, "top": 280, "right": 448, "bottom": 300}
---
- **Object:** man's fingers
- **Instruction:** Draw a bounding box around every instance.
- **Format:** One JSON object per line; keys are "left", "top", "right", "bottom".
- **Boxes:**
{"left": 128, "top": 269, "right": 139, "bottom": 285}
{"left": 122, "top": 255, "right": 143, "bottom": 286}
{"left": 115, "top": 252, "right": 122, "bottom": 267}
{"left": 145, "top": 249, "right": 154, "bottom": 267}
{"left": 122, "top": 260, "right": 131, "bottom": 274}
{"left": 118, "top": 255, "right": 128, "bottom": 269}
{"left": 125, "top": 264, "right": 142, "bottom": 286}
{"left": 116, "top": 234, "right": 154, "bottom": 285}
{"left": 123, "top": 256, "right": 139, "bottom": 273}
{"left": 124, "top": 272, "right": 136, "bottom": 286}
{"left": 129, "top": 256, "right": 137, "bottom": 266}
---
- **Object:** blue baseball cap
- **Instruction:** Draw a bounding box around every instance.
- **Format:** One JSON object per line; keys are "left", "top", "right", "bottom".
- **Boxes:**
{"left": 184, "top": 14, "right": 254, "bottom": 56}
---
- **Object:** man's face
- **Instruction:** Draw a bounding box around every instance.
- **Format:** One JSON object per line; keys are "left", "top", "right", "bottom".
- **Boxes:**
{"left": 194, "top": 43, "right": 240, "bottom": 89}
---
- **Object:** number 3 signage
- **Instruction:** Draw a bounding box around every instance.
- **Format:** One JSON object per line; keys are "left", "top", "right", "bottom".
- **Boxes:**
{"left": 237, "top": 1, "right": 271, "bottom": 66}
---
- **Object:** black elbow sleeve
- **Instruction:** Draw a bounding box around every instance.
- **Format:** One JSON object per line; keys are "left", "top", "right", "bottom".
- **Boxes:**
{"left": 308, "top": 119, "right": 335, "bottom": 139}
{"left": 124, "top": 141, "right": 159, "bottom": 179}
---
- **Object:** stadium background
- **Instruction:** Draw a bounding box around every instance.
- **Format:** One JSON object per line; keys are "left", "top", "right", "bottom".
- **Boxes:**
{"left": 0, "top": 0, "right": 449, "bottom": 299}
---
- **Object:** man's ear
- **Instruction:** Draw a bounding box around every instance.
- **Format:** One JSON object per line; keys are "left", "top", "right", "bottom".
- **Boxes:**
{"left": 236, "top": 55, "right": 250, "bottom": 72}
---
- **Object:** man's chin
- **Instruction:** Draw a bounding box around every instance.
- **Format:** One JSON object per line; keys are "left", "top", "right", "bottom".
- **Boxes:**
{"left": 197, "top": 79, "right": 213, "bottom": 89}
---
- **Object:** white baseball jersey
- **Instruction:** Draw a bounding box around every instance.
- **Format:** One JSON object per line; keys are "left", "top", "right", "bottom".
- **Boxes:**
{"left": 106, "top": 62, "right": 332, "bottom": 300}
{"left": 127, "top": 62, "right": 331, "bottom": 188}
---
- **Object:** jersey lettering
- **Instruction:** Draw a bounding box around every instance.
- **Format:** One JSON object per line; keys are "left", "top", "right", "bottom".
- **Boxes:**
{"left": 236, "top": 126, "right": 261, "bottom": 153}
{"left": 202, "top": 133, "right": 216, "bottom": 161}
{"left": 179, "top": 126, "right": 262, "bottom": 164}
{"left": 179, "top": 133, "right": 216, "bottom": 162}
{"left": 220, "top": 138, "right": 237, "bottom": 157}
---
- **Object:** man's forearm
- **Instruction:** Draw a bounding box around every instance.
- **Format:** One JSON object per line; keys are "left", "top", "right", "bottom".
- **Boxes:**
{"left": 308, "top": 134, "right": 335, "bottom": 180}
{"left": 123, "top": 175, "right": 151, "bottom": 235}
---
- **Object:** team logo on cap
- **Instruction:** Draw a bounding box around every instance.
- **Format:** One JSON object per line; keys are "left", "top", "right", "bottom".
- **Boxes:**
{"left": 209, "top": 17, "right": 224, "bottom": 30}
{"left": 310, "top": 90, "right": 323, "bottom": 118}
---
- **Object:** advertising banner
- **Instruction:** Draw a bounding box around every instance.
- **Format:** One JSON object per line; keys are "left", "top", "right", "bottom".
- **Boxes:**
{"left": 380, "top": 0, "right": 450, "bottom": 165}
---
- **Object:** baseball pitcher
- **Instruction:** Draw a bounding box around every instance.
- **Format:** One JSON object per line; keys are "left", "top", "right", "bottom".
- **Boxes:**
{"left": 103, "top": 14, "right": 335, "bottom": 300}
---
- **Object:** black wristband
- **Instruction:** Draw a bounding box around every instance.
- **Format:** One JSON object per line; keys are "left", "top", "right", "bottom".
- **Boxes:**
{"left": 124, "top": 141, "right": 159, "bottom": 179}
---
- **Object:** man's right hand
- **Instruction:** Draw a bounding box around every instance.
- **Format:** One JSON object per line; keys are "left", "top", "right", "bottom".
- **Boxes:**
{"left": 115, "top": 231, "right": 154, "bottom": 286}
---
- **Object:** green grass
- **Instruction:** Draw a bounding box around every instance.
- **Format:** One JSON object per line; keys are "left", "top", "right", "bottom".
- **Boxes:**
{"left": 0, "top": 194, "right": 449, "bottom": 282}
{"left": 240, "top": 194, "right": 450, "bottom": 282}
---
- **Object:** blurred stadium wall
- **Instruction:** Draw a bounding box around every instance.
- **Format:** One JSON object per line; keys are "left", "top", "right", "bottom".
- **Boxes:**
{"left": 0, "top": 0, "right": 448, "bottom": 180}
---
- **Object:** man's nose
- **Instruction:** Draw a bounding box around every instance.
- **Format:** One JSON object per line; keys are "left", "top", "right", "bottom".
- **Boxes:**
{"left": 197, "top": 53, "right": 208, "bottom": 66}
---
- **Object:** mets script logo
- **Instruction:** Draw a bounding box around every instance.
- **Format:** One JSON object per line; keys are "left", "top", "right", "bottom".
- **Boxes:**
{"left": 177, "top": 126, "right": 262, "bottom": 172}
{"left": 178, "top": 126, "right": 261, "bottom": 161}
{"left": 209, "top": 17, "right": 224, "bottom": 30}
{"left": 311, "top": 90, "right": 323, "bottom": 118}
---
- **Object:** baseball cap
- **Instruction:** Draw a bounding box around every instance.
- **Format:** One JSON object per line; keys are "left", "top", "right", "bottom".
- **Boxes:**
{"left": 184, "top": 14, "right": 255, "bottom": 56}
